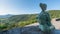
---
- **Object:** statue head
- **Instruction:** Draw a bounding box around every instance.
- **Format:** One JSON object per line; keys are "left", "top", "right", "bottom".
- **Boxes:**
{"left": 39, "top": 3, "right": 47, "bottom": 11}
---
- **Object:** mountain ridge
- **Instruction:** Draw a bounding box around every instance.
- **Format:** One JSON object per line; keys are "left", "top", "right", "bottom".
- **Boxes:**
{"left": 0, "top": 14, "right": 13, "bottom": 18}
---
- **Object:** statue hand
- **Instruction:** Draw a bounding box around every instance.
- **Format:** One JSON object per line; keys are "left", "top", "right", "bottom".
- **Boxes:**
{"left": 50, "top": 25, "right": 55, "bottom": 29}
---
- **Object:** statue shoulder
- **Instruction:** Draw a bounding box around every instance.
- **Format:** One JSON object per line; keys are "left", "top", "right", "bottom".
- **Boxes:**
{"left": 38, "top": 12, "right": 42, "bottom": 18}
{"left": 46, "top": 12, "right": 50, "bottom": 15}
{"left": 38, "top": 12, "right": 43, "bottom": 17}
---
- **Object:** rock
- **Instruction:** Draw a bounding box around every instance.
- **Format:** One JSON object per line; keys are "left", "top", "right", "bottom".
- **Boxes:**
{"left": 0, "top": 30, "right": 8, "bottom": 34}
{"left": 21, "top": 26, "right": 42, "bottom": 34}
{"left": 0, "top": 24, "right": 60, "bottom": 34}
{"left": 56, "top": 18, "right": 60, "bottom": 21}
{"left": 0, "top": 28, "right": 21, "bottom": 34}
{"left": 21, "top": 26, "right": 60, "bottom": 34}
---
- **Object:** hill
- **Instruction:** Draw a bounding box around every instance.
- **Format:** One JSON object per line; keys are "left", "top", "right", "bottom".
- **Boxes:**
{"left": 8, "top": 14, "right": 37, "bottom": 23}
{"left": 0, "top": 14, "right": 12, "bottom": 18}
{"left": 48, "top": 10, "right": 60, "bottom": 18}
{"left": 8, "top": 10, "right": 60, "bottom": 23}
{"left": 0, "top": 10, "right": 60, "bottom": 31}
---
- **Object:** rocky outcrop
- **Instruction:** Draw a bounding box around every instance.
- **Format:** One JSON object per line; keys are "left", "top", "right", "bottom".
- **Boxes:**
{"left": 0, "top": 28, "right": 21, "bottom": 34}
{"left": 0, "top": 25, "right": 60, "bottom": 34}
{"left": 21, "top": 26, "right": 60, "bottom": 34}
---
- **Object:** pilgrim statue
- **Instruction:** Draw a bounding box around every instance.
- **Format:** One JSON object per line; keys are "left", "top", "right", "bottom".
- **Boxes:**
{"left": 38, "top": 3, "right": 55, "bottom": 34}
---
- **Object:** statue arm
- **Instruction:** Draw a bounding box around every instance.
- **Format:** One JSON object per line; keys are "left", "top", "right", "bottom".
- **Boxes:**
{"left": 47, "top": 13, "right": 52, "bottom": 26}
{"left": 38, "top": 14, "right": 41, "bottom": 24}
{"left": 36, "top": 13, "right": 40, "bottom": 19}
{"left": 48, "top": 13, "right": 51, "bottom": 22}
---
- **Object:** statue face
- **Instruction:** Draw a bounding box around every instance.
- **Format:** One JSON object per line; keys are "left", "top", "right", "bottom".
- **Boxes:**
{"left": 40, "top": 3, "right": 47, "bottom": 11}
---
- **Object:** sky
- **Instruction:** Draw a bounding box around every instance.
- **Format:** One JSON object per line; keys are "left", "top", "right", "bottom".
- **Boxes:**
{"left": 0, "top": 0, "right": 60, "bottom": 15}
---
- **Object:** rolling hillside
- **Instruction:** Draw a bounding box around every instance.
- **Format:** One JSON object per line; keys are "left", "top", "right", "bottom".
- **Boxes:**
{"left": 48, "top": 10, "right": 60, "bottom": 18}
{"left": 8, "top": 14, "right": 37, "bottom": 23}
{"left": 8, "top": 10, "right": 60, "bottom": 23}
{"left": 0, "top": 10, "right": 60, "bottom": 31}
